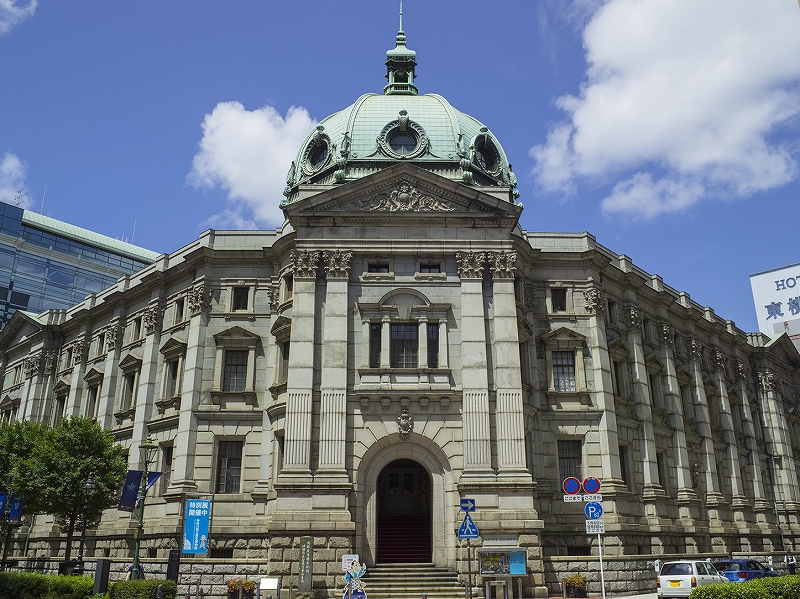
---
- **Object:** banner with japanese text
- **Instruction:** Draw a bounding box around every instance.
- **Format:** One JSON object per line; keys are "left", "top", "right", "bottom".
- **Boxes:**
{"left": 183, "top": 499, "right": 211, "bottom": 554}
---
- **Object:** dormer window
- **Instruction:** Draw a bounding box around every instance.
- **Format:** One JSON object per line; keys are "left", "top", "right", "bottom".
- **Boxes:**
{"left": 389, "top": 132, "right": 417, "bottom": 156}
{"left": 474, "top": 131, "right": 500, "bottom": 174}
{"left": 302, "top": 126, "right": 331, "bottom": 174}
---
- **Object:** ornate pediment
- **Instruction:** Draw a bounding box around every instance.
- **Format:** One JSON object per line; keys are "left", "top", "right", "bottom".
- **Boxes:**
{"left": 160, "top": 337, "right": 188, "bottom": 358}
{"left": 334, "top": 180, "right": 458, "bottom": 213}
{"left": 84, "top": 367, "right": 104, "bottom": 385}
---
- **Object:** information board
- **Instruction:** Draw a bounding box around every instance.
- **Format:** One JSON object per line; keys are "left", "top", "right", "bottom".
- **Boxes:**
{"left": 479, "top": 551, "right": 527, "bottom": 576}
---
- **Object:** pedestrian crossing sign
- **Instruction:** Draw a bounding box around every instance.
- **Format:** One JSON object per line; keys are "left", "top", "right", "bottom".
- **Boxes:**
{"left": 458, "top": 513, "right": 480, "bottom": 539}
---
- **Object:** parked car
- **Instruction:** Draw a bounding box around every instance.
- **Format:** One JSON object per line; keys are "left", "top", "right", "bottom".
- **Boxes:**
{"left": 657, "top": 560, "right": 727, "bottom": 598}
{"left": 712, "top": 559, "right": 780, "bottom": 582}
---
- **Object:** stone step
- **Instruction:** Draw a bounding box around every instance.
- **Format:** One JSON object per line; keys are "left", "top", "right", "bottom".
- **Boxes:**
{"left": 361, "top": 563, "right": 465, "bottom": 599}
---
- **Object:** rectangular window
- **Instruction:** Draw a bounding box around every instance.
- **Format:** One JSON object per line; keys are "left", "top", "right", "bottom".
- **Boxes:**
{"left": 133, "top": 317, "right": 142, "bottom": 341}
{"left": 369, "top": 323, "right": 381, "bottom": 368}
{"left": 122, "top": 373, "right": 137, "bottom": 409}
{"left": 680, "top": 385, "right": 693, "bottom": 419}
{"left": 419, "top": 264, "right": 440, "bottom": 273}
{"left": 283, "top": 275, "right": 293, "bottom": 302}
{"left": 552, "top": 351, "right": 576, "bottom": 392}
{"left": 649, "top": 373, "right": 661, "bottom": 408}
{"left": 216, "top": 440, "right": 243, "bottom": 494}
{"left": 368, "top": 263, "right": 390, "bottom": 273}
{"left": 161, "top": 445, "right": 174, "bottom": 493}
{"left": 87, "top": 385, "right": 99, "bottom": 420}
{"left": 427, "top": 323, "right": 439, "bottom": 368}
{"left": 174, "top": 298, "right": 185, "bottom": 324}
{"left": 607, "top": 301, "right": 617, "bottom": 325}
{"left": 619, "top": 445, "right": 630, "bottom": 490}
{"left": 612, "top": 361, "right": 624, "bottom": 397}
{"left": 558, "top": 440, "right": 582, "bottom": 481}
{"left": 657, "top": 452, "right": 669, "bottom": 494}
{"left": 97, "top": 333, "right": 106, "bottom": 357}
{"left": 223, "top": 350, "right": 248, "bottom": 393}
{"left": 165, "top": 360, "right": 179, "bottom": 398}
{"left": 232, "top": 287, "right": 249, "bottom": 311}
{"left": 643, "top": 319, "right": 652, "bottom": 342}
{"left": 65, "top": 348, "right": 73, "bottom": 369}
{"left": 390, "top": 324, "right": 418, "bottom": 368}
{"left": 279, "top": 341, "right": 290, "bottom": 383}
{"left": 551, "top": 288, "right": 567, "bottom": 312}
{"left": 53, "top": 396, "right": 66, "bottom": 427}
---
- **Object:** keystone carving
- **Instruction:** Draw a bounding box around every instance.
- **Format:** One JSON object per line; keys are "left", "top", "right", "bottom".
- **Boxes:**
{"left": 143, "top": 305, "right": 163, "bottom": 335}
{"left": 397, "top": 408, "right": 413, "bottom": 440}
{"left": 291, "top": 250, "right": 320, "bottom": 279}
{"left": 189, "top": 285, "right": 212, "bottom": 315}
{"left": 455, "top": 251, "right": 485, "bottom": 280}
{"left": 323, "top": 250, "right": 353, "bottom": 279}
{"left": 338, "top": 181, "right": 456, "bottom": 213}
{"left": 487, "top": 251, "right": 517, "bottom": 279}
{"left": 583, "top": 288, "right": 605, "bottom": 316}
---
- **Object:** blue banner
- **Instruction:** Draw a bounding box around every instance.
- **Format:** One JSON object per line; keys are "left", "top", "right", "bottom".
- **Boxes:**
{"left": 8, "top": 494, "right": 22, "bottom": 524}
{"left": 145, "top": 471, "right": 162, "bottom": 493}
{"left": 0, "top": 492, "right": 7, "bottom": 516}
{"left": 118, "top": 470, "right": 142, "bottom": 512}
{"left": 183, "top": 499, "right": 211, "bottom": 554}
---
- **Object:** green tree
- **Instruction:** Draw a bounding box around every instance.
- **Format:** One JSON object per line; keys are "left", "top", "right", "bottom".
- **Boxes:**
{"left": 16, "top": 417, "right": 127, "bottom": 566}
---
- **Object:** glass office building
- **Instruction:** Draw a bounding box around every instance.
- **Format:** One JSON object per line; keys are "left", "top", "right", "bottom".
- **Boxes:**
{"left": 0, "top": 201, "right": 160, "bottom": 328}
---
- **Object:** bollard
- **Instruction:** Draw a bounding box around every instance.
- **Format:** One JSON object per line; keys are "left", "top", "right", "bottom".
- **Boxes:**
{"left": 156, "top": 584, "right": 164, "bottom": 599}
{"left": 561, "top": 577, "right": 566, "bottom": 599}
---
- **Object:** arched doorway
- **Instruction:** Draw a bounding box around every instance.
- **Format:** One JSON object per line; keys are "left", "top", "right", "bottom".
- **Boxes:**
{"left": 376, "top": 459, "right": 432, "bottom": 563}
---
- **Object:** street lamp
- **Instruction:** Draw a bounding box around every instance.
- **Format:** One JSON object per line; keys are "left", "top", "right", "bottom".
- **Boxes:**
{"left": 72, "top": 472, "right": 96, "bottom": 575}
{"left": 132, "top": 436, "right": 159, "bottom": 580}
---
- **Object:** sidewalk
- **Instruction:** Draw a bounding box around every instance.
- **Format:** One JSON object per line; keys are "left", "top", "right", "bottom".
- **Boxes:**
{"left": 547, "top": 594, "right": 657, "bottom": 599}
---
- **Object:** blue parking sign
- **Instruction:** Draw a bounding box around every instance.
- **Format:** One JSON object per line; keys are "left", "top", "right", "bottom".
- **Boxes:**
{"left": 584, "top": 502, "right": 603, "bottom": 520}
{"left": 183, "top": 499, "right": 211, "bottom": 554}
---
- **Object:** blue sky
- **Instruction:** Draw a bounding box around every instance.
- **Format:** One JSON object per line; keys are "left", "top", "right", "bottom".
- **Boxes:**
{"left": 1, "top": 0, "right": 799, "bottom": 332}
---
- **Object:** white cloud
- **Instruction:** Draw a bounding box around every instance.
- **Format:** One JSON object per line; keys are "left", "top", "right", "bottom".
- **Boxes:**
{"left": 189, "top": 101, "right": 317, "bottom": 228}
{"left": 0, "top": 0, "right": 37, "bottom": 37}
{"left": 0, "top": 152, "right": 30, "bottom": 208}
{"left": 532, "top": 0, "right": 800, "bottom": 218}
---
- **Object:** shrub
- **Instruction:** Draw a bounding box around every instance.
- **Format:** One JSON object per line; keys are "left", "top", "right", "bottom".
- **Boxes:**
{"left": 227, "top": 579, "right": 257, "bottom": 593}
{"left": 108, "top": 580, "right": 177, "bottom": 599}
{"left": 46, "top": 575, "right": 94, "bottom": 599}
{"left": 690, "top": 575, "right": 800, "bottom": 599}
{"left": 0, "top": 572, "right": 49, "bottom": 599}
{"left": 564, "top": 573, "right": 587, "bottom": 589}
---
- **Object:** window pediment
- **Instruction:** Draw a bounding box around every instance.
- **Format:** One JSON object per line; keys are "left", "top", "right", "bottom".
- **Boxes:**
{"left": 607, "top": 336, "right": 630, "bottom": 360}
{"left": 53, "top": 379, "right": 70, "bottom": 396}
{"left": 84, "top": 367, "right": 103, "bottom": 386}
{"left": 378, "top": 288, "right": 430, "bottom": 307}
{"left": 119, "top": 353, "right": 143, "bottom": 374}
{"left": 270, "top": 315, "right": 292, "bottom": 343}
{"left": 645, "top": 352, "right": 663, "bottom": 374}
{"left": 0, "top": 395, "right": 19, "bottom": 410}
{"left": 160, "top": 336, "right": 188, "bottom": 359}
{"left": 214, "top": 326, "right": 260, "bottom": 349}
{"left": 542, "top": 327, "right": 587, "bottom": 351}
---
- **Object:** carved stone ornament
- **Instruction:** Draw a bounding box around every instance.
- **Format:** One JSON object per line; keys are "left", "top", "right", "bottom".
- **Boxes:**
{"left": 143, "top": 305, "right": 163, "bottom": 335}
{"left": 690, "top": 338, "right": 703, "bottom": 360}
{"left": 338, "top": 180, "right": 456, "bottom": 213}
{"left": 759, "top": 370, "right": 775, "bottom": 392}
{"left": 487, "top": 251, "right": 517, "bottom": 279}
{"left": 661, "top": 323, "right": 674, "bottom": 346}
{"left": 627, "top": 307, "right": 643, "bottom": 333}
{"left": 455, "top": 251, "right": 485, "bottom": 280}
{"left": 72, "top": 340, "right": 88, "bottom": 366}
{"left": 737, "top": 359, "right": 748, "bottom": 381}
{"left": 714, "top": 349, "right": 726, "bottom": 372}
{"left": 397, "top": 407, "right": 413, "bottom": 440}
{"left": 291, "top": 249, "right": 321, "bottom": 278}
{"left": 268, "top": 285, "right": 280, "bottom": 311}
{"left": 105, "top": 325, "right": 121, "bottom": 352}
{"left": 189, "top": 285, "right": 212, "bottom": 315}
{"left": 584, "top": 288, "right": 605, "bottom": 316}
{"left": 323, "top": 250, "right": 353, "bottom": 279}
{"left": 43, "top": 350, "right": 57, "bottom": 375}
{"left": 23, "top": 353, "right": 43, "bottom": 379}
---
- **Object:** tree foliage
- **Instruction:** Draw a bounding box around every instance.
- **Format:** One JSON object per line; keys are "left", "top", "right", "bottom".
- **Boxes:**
{"left": 0, "top": 420, "right": 49, "bottom": 511}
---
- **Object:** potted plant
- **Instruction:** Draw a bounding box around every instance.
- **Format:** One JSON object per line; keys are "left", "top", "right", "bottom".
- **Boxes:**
{"left": 564, "top": 573, "right": 587, "bottom": 598}
{"left": 227, "top": 579, "right": 257, "bottom": 599}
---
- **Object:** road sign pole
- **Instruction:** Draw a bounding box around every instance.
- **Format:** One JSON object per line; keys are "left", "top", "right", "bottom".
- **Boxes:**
{"left": 467, "top": 539, "right": 472, "bottom": 599}
{"left": 598, "top": 532, "right": 606, "bottom": 599}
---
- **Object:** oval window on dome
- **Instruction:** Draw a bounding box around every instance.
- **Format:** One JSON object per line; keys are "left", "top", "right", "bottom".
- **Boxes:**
{"left": 389, "top": 132, "right": 418, "bottom": 156}
{"left": 307, "top": 141, "right": 329, "bottom": 169}
{"left": 475, "top": 138, "right": 499, "bottom": 173}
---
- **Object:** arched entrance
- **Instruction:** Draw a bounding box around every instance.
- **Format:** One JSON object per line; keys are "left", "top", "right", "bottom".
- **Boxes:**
{"left": 376, "top": 459, "right": 432, "bottom": 563}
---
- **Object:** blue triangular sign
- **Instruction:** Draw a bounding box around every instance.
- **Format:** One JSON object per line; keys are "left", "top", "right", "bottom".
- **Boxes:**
{"left": 458, "top": 513, "right": 479, "bottom": 539}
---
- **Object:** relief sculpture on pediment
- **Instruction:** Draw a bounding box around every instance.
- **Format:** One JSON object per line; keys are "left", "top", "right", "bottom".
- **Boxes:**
{"left": 337, "top": 180, "right": 456, "bottom": 212}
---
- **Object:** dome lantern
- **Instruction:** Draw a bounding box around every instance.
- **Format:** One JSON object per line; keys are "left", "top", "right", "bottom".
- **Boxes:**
{"left": 385, "top": 1, "right": 418, "bottom": 96}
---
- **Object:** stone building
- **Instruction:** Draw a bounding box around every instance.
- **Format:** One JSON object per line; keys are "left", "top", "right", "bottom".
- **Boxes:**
{"left": 2, "top": 22, "right": 800, "bottom": 598}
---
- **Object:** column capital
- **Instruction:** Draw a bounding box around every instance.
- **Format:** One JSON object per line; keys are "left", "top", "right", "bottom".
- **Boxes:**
{"left": 627, "top": 306, "right": 643, "bottom": 333}
{"left": 189, "top": 284, "right": 212, "bottom": 315}
{"left": 713, "top": 348, "right": 727, "bottom": 373}
{"left": 291, "top": 249, "right": 321, "bottom": 278}
{"left": 323, "top": 250, "right": 353, "bottom": 279}
{"left": 584, "top": 288, "right": 605, "bottom": 316}
{"left": 661, "top": 322, "right": 674, "bottom": 347}
{"left": 456, "top": 251, "right": 485, "bottom": 280}
{"left": 758, "top": 369, "right": 775, "bottom": 392}
{"left": 487, "top": 251, "right": 517, "bottom": 279}
{"left": 690, "top": 337, "right": 703, "bottom": 360}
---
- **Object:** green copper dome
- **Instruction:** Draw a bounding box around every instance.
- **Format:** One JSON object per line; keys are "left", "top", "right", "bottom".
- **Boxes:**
{"left": 281, "top": 13, "right": 519, "bottom": 206}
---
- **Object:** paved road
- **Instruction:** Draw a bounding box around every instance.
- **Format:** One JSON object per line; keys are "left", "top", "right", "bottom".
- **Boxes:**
{"left": 548, "top": 594, "right": 657, "bottom": 598}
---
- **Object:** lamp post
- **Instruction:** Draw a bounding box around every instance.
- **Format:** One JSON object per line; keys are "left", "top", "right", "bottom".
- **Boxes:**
{"left": 132, "top": 436, "right": 159, "bottom": 580}
{"left": 72, "top": 472, "right": 96, "bottom": 575}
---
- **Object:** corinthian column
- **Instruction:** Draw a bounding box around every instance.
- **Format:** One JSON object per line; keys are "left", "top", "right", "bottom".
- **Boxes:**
{"left": 281, "top": 249, "right": 319, "bottom": 479}
{"left": 487, "top": 251, "right": 529, "bottom": 481}
{"left": 456, "top": 251, "right": 492, "bottom": 480}
{"left": 317, "top": 250, "right": 352, "bottom": 480}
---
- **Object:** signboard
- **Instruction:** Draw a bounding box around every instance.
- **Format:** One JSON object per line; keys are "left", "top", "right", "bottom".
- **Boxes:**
{"left": 582, "top": 477, "right": 601, "bottom": 495}
{"left": 483, "top": 534, "right": 518, "bottom": 547}
{"left": 583, "top": 494, "right": 602, "bottom": 502}
{"left": 586, "top": 520, "right": 605, "bottom": 534}
{"left": 299, "top": 536, "right": 313, "bottom": 592}
{"left": 460, "top": 498, "right": 476, "bottom": 512}
{"left": 751, "top": 263, "right": 800, "bottom": 338}
{"left": 584, "top": 502, "right": 603, "bottom": 520}
{"left": 342, "top": 554, "right": 359, "bottom": 571}
{"left": 479, "top": 551, "right": 527, "bottom": 576}
{"left": 458, "top": 513, "right": 480, "bottom": 539}
{"left": 182, "top": 499, "right": 211, "bottom": 554}
{"left": 8, "top": 495, "right": 22, "bottom": 524}
{"left": 562, "top": 477, "right": 581, "bottom": 495}
{"left": 118, "top": 470, "right": 143, "bottom": 512}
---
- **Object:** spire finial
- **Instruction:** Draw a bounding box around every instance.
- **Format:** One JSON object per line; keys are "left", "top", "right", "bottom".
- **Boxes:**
{"left": 399, "top": 0, "right": 403, "bottom": 33}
